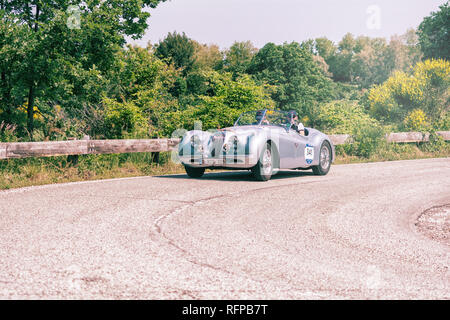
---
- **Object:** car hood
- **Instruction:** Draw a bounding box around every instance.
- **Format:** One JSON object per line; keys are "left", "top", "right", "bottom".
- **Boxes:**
{"left": 221, "top": 125, "right": 269, "bottom": 133}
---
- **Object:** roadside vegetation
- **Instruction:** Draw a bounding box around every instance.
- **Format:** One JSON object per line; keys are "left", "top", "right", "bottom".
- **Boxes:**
{"left": 0, "top": 1, "right": 449, "bottom": 189}
{"left": 1, "top": 137, "right": 449, "bottom": 190}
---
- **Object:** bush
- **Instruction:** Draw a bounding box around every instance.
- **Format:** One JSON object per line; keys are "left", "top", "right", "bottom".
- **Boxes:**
{"left": 0, "top": 121, "right": 18, "bottom": 142}
{"left": 367, "top": 59, "right": 450, "bottom": 124}
{"left": 102, "top": 98, "right": 149, "bottom": 139}
{"left": 434, "top": 112, "right": 450, "bottom": 130}
{"left": 421, "top": 133, "right": 448, "bottom": 153}
{"left": 316, "top": 100, "right": 379, "bottom": 134}
{"left": 403, "top": 108, "right": 431, "bottom": 132}
{"left": 348, "top": 122, "right": 385, "bottom": 158}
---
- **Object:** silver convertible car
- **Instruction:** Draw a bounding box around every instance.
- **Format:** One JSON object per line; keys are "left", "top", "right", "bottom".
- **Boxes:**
{"left": 178, "top": 109, "right": 335, "bottom": 181}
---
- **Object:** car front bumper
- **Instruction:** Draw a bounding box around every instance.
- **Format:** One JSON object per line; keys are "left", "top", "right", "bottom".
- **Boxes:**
{"left": 180, "top": 154, "right": 258, "bottom": 169}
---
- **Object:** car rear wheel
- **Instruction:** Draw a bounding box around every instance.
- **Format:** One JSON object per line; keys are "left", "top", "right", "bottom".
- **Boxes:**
{"left": 312, "top": 141, "right": 332, "bottom": 176}
{"left": 185, "top": 166, "right": 205, "bottom": 178}
{"left": 252, "top": 143, "right": 274, "bottom": 181}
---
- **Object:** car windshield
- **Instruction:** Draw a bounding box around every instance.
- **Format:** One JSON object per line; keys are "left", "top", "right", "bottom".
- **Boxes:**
{"left": 234, "top": 110, "right": 291, "bottom": 127}
{"left": 234, "top": 110, "right": 265, "bottom": 126}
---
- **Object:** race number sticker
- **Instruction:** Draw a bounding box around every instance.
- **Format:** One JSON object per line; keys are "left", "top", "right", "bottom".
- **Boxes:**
{"left": 305, "top": 144, "right": 314, "bottom": 164}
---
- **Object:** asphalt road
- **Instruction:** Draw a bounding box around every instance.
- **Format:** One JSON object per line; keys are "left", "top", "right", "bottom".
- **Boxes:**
{"left": 0, "top": 158, "right": 449, "bottom": 299}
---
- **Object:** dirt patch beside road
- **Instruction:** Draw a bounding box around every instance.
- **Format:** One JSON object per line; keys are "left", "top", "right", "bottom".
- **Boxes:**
{"left": 416, "top": 204, "right": 450, "bottom": 246}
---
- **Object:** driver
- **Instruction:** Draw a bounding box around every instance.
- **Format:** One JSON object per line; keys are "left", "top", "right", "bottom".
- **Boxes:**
{"left": 287, "top": 110, "right": 305, "bottom": 135}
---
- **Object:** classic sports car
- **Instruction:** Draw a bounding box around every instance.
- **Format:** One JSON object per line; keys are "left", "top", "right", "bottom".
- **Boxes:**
{"left": 178, "top": 109, "right": 335, "bottom": 181}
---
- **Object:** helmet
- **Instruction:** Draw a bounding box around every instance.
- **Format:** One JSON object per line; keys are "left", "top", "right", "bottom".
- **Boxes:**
{"left": 287, "top": 110, "right": 298, "bottom": 119}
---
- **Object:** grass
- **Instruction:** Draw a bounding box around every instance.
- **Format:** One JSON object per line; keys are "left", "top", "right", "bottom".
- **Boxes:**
{"left": 0, "top": 142, "right": 449, "bottom": 190}
{"left": 0, "top": 152, "right": 185, "bottom": 190}
{"left": 334, "top": 141, "right": 450, "bottom": 164}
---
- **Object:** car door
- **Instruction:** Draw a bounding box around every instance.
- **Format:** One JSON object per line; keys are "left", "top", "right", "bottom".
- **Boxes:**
{"left": 278, "top": 127, "right": 299, "bottom": 169}
{"left": 289, "top": 129, "right": 310, "bottom": 168}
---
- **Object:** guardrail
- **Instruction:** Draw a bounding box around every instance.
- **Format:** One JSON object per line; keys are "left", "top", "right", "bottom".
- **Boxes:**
{"left": 0, "top": 131, "right": 449, "bottom": 160}
{"left": 329, "top": 131, "right": 450, "bottom": 145}
{"left": 0, "top": 138, "right": 180, "bottom": 160}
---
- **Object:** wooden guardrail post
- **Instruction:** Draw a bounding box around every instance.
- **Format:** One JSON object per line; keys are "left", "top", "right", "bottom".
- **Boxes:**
{"left": 0, "top": 143, "right": 6, "bottom": 159}
{"left": 151, "top": 151, "right": 160, "bottom": 164}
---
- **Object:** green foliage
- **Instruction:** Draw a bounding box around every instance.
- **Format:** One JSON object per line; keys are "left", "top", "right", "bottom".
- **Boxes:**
{"left": 403, "top": 109, "right": 431, "bottom": 132}
{"left": 0, "top": 121, "right": 18, "bottom": 142}
{"left": 155, "top": 31, "right": 196, "bottom": 75}
{"left": 1, "top": 2, "right": 448, "bottom": 150}
{"left": 192, "top": 42, "right": 224, "bottom": 71}
{"left": 421, "top": 132, "right": 448, "bottom": 153}
{"left": 102, "top": 98, "right": 148, "bottom": 139}
{"left": 418, "top": 2, "right": 450, "bottom": 60}
{"left": 247, "top": 42, "right": 333, "bottom": 119}
{"left": 434, "top": 112, "right": 450, "bottom": 130}
{"left": 348, "top": 122, "right": 385, "bottom": 158}
{"left": 224, "top": 41, "right": 258, "bottom": 76}
{"left": 161, "top": 71, "right": 275, "bottom": 134}
{"left": 0, "top": 0, "right": 167, "bottom": 139}
{"left": 368, "top": 59, "right": 450, "bottom": 124}
{"left": 306, "top": 31, "right": 422, "bottom": 89}
{"left": 316, "top": 100, "right": 379, "bottom": 134}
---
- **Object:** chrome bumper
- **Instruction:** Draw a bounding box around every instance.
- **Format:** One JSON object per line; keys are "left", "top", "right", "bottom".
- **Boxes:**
{"left": 180, "top": 155, "right": 258, "bottom": 168}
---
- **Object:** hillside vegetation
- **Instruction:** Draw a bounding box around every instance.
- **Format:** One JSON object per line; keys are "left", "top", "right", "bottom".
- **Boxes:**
{"left": 1, "top": 1, "right": 449, "bottom": 188}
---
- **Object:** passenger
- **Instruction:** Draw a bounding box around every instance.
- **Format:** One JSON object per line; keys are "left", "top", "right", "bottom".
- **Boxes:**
{"left": 287, "top": 110, "right": 305, "bottom": 135}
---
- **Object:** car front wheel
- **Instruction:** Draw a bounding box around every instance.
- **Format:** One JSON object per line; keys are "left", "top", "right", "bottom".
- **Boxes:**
{"left": 312, "top": 141, "right": 332, "bottom": 176}
{"left": 252, "top": 143, "right": 274, "bottom": 181}
{"left": 185, "top": 166, "right": 205, "bottom": 178}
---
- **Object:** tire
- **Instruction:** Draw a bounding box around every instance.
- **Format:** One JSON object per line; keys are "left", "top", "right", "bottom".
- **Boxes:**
{"left": 252, "top": 143, "right": 274, "bottom": 181}
{"left": 184, "top": 166, "right": 205, "bottom": 178}
{"left": 312, "top": 141, "right": 332, "bottom": 176}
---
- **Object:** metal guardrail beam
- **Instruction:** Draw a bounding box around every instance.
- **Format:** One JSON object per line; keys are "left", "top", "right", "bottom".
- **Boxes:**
{"left": 0, "top": 132, "right": 448, "bottom": 160}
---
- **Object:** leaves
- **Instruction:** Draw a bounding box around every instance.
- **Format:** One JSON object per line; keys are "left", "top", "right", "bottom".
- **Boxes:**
{"left": 418, "top": 2, "right": 450, "bottom": 60}
{"left": 368, "top": 59, "right": 450, "bottom": 124}
{"left": 247, "top": 42, "right": 333, "bottom": 118}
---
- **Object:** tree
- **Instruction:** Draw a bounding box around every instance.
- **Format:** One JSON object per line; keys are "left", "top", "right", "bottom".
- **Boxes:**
{"left": 314, "top": 37, "right": 337, "bottom": 60}
{"left": 0, "top": 12, "right": 30, "bottom": 124}
{"left": 192, "top": 41, "right": 223, "bottom": 71}
{"left": 247, "top": 42, "right": 333, "bottom": 123}
{"left": 0, "top": 0, "right": 166, "bottom": 139}
{"left": 155, "top": 31, "right": 196, "bottom": 76}
{"left": 387, "top": 29, "right": 422, "bottom": 73}
{"left": 417, "top": 2, "right": 450, "bottom": 61}
{"left": 224, "top": 41, "right": 258, "bottom": 77}
{"left": 313, "top": 32, "right": 421, "bottom": 88}
{"left": 161, "top": 71, "right": 275, "bottom": 134}
{"left": 105, "top": 45, "right": 180, "bottom": 138}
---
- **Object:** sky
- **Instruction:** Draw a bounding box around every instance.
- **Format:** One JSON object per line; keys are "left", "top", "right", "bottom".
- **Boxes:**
{"left": 127, "top": 0, "right": 447, "bottom": 49}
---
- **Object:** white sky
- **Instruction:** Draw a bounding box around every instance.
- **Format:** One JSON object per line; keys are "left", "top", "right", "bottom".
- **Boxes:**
{"left": 127, "top": 0, "right": 447, "bottom": 49}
